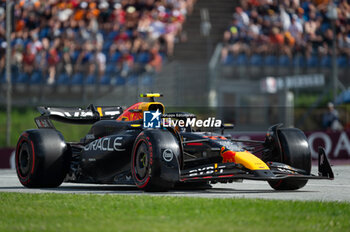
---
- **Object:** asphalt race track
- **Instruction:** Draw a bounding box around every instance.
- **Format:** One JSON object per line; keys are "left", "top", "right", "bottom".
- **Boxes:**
{"left": 0, "top": 166, "right": 349, "bottom": 202}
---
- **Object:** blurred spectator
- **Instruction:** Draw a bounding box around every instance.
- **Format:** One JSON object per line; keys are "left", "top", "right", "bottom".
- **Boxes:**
{"left": 95, "top": 47, "right": 106, "bottom": 78}
{"left": 234, "top": 7, "right": 249, "bottom": 27}
{"left": 322, "top": 102, "right": 343, "bottom": 132}
{"left": 22, "top": 45, "right": 35, "bottom": 74}
{"left": 146, "top": 47, "right": 162, "bottom": 73}
{"left": 61, "top": 38, "right": 74, "bottom": 76}
{"left": 47, "top": 47, "right": 60, "bottom": 84}
{"left": 118, "top": 51, "right": 134, "bottom": 78}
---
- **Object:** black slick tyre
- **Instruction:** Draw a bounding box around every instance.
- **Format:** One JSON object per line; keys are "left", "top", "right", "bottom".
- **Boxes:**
{"left": 268, "top": 128, "right": 311, "bottom": 190}
{"left": 15, "top": 129, "right": 70, "bottom": 188}
{"left": 131, "top": 130, "right": 180, "bottom": 192}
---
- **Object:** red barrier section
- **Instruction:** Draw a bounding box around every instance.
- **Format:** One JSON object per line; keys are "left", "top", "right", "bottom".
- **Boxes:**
{"left": 305, "top": 131, "right": 350, "bottom": 160}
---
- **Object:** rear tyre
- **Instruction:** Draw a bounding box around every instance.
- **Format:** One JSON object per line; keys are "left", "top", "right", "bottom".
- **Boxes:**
{"left": 266, "top": 128, "right": 311, "bottom": 190}
{"left": 16, "top": 129, "right": 70, "bottom": 188}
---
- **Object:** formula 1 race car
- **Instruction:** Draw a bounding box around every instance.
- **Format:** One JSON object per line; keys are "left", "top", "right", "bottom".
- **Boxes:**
{"left": 15, "top": 93, "right": 334, "bottom": 191}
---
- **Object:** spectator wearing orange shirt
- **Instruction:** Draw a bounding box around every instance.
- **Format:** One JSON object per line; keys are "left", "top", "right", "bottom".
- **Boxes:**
{"left": 47, "top": 47, "right": 60, "bottom": 84}
{"left": 269, "top": 27, "right": 284, "bottom": 54}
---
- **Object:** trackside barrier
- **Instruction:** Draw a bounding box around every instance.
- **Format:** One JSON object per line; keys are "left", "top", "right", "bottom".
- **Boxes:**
{"left": 231, "top": 131, "right": 350, "bottom": 161}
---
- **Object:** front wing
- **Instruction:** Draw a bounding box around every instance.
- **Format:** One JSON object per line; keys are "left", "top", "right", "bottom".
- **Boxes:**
{"left": 179, "top": 147, "right": 334, "bottom": 183}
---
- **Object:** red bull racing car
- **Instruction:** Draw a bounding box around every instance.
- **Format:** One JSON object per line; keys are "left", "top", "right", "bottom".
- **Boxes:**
{"left": 15, "top": 94, "right": 334, "bottom": 191}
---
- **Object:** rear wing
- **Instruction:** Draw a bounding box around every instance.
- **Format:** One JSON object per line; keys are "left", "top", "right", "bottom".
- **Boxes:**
{"left": 35, "top": 104, "right": 122, "bottom": 128}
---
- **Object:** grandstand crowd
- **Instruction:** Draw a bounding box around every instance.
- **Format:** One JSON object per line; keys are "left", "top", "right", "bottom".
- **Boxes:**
{"left": 221, "top": 0, "right": 350, "bottom": 65}
{"left": 0, "top": 0, "right": 194, "bottom": 85}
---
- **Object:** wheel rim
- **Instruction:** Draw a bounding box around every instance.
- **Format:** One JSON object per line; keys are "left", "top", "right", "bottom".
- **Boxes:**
{"left": 135, "top": 142, "right": 149, "bottom": 180}
{"left": 18, "top": 142, "right": 31, "bottom": 177}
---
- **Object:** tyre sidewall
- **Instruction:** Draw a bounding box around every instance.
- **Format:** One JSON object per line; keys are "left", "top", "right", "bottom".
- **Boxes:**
{"left": 15, "top": 129, "right": 69, "bottom": 188}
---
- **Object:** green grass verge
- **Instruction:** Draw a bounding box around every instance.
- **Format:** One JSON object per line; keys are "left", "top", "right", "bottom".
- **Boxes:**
{"left": 0, "top": 193, "right": 349, "bottom": 232}
{"left": 0, "top": 108, "right": 90, "bottom": 147}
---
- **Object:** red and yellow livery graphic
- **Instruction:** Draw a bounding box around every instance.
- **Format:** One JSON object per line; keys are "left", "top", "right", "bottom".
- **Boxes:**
{"left": 220, "top": 147, "right": 269, "bottom": 170}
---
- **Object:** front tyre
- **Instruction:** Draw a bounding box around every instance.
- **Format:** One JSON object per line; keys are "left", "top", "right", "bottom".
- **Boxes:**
{"left": 16, "top": 129, "right": 70, "bottom": 188}
{"left": 131, "top": 129, "right": 181, "bottom": 192}
{"left": 266, "top": 128, "right": 311, "bottom": 190}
